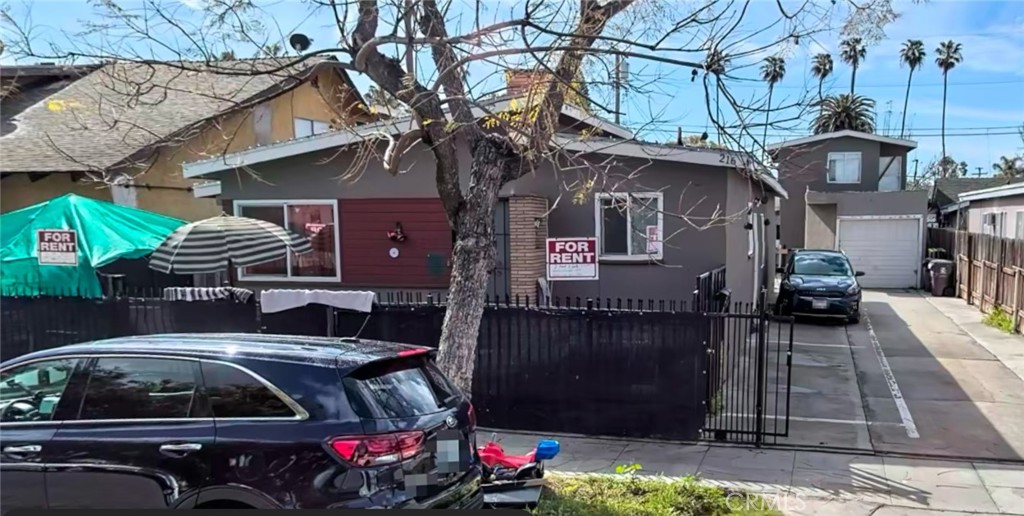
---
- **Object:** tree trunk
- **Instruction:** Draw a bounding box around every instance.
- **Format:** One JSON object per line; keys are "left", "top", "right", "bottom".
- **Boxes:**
{"left": 435, "top": 136, "right": 510, "bottom": 395}
{"left": 941, "top": 72, "right": 949, "bottom": 159}
{"left": 850, "top": 64, "right": 857, "bottom": 95}
{"left": 900, "top": 69, "right": 914, "bottom": 138}
{"left": 817, "top": 79, "right": 823, "bottom": 100}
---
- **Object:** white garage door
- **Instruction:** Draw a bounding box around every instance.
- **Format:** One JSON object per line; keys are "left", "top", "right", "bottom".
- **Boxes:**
{"left": 838, "top": 217, "right": 920, "bottom": 289}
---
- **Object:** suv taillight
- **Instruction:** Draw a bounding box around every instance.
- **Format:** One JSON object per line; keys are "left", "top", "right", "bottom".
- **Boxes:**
{"left": 468, "top": 403, "right": 477, "bottom": 431}
{"left": 329, "top": 431, "right": 425, "bottom": 467}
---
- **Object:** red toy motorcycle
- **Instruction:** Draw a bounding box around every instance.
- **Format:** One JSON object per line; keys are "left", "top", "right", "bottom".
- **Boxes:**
{"left": 478, "top": 433, "right": 560, "bottom": 482}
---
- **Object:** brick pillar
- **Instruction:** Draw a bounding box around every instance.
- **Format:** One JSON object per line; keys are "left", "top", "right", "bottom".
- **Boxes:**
{"left": 508, "top": 196, "right": 549, "bottom": 301}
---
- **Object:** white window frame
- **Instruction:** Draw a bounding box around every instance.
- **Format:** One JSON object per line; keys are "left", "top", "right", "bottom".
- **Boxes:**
{"left": 877, "top": 156, "right": 902, "bottom": 192}
{"left": 293, "top": 118, "right": 331, "bottom": 138}
{"left": 233, "top": 199, "right": 341, "bottom": 283}
{"left": 593, "top": 192, "right": 664, "bottom": 262}
{"left": 1016, "top": 211, "right": 1024, "bottom": 240}
{"left": 827, "top": 152, "right": 862, "bottom": 184}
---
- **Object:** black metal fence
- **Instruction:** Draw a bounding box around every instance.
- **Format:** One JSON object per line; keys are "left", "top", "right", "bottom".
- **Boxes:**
{"left": 1, "top": 289, "right": 792, "bottom": 445}
{"left": 0, "top": 295, "right": 258, "bottom": 362}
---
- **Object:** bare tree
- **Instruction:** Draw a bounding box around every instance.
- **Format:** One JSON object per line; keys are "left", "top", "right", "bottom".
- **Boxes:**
{"left": 2, "top": 0, "right": 908, "bottom": 392}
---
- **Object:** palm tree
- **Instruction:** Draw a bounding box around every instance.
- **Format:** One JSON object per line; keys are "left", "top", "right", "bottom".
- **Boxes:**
{"left": 839, "top": 37, "right": 867, "bottom": 94}
{"left": 935, "top": 40, "right": 964, "bottom": 159}
{"left": 218, "top": 50, "right": 237, "bottom": 60}
{"left": 812, "top": 94, "right": 876, "bottom": 134}
{"left": 993, "top": 156, "right": 1024, "bottom": 178}
{"left": 760, "top": 56, "right": 786, "bottom": 151}
{"left": 704, "top": 48, "right": 730, "bottom": 144}
{"left": 810, "top": 53, "right": 833, "bottom": 100}
{"left": 898, "top": 40, "right": 925, "bottom": 138}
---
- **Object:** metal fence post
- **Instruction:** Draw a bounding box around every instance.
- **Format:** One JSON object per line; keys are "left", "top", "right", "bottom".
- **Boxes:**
{"left": 754, "top": 294, "right": 768, "bottom": 447}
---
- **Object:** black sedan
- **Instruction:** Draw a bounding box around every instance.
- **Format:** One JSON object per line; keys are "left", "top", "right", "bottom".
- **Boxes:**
{"left": 776, "top": 249, "right": 865, "bottom": 323}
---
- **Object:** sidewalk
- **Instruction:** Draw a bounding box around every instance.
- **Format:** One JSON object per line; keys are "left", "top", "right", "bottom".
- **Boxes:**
{"left": 926, "top": 294, "right": 1024, "bottom": 384}
{"left": 492, "top": 431, "right": 1024, "bottom": 514}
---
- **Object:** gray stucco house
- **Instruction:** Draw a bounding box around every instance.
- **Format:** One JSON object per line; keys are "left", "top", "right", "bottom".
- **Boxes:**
{"left": 181, "top": 98, "right": 786, "bottom": 307}
{"left": 768, "top": 130, "right": 928, "bottom": 289}
{"left": 930, "top": 177, "right": 1024, "bottom": 230}
{"left": 958, "top": 182, "right": 1024, "bottom": 239}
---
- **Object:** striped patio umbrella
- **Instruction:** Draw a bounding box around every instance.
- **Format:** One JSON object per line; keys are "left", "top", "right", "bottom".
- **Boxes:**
{"left": 149, "top": 215, "right": 313, "bottom": 274}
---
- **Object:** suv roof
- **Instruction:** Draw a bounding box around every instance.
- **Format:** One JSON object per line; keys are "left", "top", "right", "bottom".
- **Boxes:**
{"left": 7, "top": 333, "right": 430, "bottom": 371}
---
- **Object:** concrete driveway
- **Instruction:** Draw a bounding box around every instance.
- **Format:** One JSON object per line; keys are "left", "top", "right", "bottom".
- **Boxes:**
{"left": 779, "top": 290, "right": 1024, "bottom": 461}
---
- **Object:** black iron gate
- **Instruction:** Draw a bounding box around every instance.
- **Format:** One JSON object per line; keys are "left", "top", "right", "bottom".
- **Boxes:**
{"left": 702, "top": 308, "right": 794, "bottom": 446}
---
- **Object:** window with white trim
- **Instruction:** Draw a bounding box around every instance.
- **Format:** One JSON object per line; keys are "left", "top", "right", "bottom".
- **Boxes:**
{"left": 293, "top": 118, "right": 331, "bottom": 138}
{"left": 982, "top": 212, "right": 1006, "bottom": 237}
{"left": 235, "top": 201, "right": 339, "bottom": 281}
{"left": 595, "top": 193, "right": 663, "bottom": 259}
{"left": 827, "top": 152, "right": 861, "bottom": 184}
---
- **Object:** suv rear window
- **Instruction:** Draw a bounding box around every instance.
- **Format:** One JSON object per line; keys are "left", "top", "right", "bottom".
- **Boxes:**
{"left": 344, "top": 357, "right": 459, "bottom": 419}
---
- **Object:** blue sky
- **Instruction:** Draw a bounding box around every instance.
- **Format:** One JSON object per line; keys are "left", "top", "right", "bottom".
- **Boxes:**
{"left": 4, "top": 0, "right": 1022, "bottom": 175}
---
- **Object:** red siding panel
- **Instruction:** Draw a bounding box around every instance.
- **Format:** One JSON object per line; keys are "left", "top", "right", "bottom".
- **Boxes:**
{"left": 340, "top": 199, "right": 452, "bottom": 287}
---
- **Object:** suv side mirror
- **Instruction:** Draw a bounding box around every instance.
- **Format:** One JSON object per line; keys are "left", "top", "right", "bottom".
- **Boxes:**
{"left": 855, "top": 271, "right": 866, "bottom": 277}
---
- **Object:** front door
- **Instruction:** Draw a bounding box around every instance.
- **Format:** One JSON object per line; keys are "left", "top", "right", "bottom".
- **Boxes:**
{"left": 44, "top": 356, "right": 214, "bottom": 509}
{"left": 0, "top": 358, "right": 81, "bottom": 515}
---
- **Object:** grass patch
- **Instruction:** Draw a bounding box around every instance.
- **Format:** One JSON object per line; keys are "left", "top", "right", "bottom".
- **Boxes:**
{"left": 534, "top": 474, "right": 782, "bottom": 516}
{"left": 983, "top": 307, "right": 1015, "bottom": 333}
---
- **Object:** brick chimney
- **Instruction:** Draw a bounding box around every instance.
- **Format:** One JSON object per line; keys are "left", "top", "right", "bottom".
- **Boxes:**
{"left": 505, "top": 69, "right": 552, "bottom": 96}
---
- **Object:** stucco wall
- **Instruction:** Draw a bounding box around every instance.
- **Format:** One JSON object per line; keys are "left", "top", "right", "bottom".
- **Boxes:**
{"left": 967, "top": 195, "right": 1024, "bottom": 237}
{"left": 724, "top": 172, "right": 777, "bottom": 306}
{"left": 777, "top": 136, "right": 910, "bottom": 248}
{"left": 805, "top": 203, "right": 837, "bottom": 249}
{"left": 1, "top": 173, "right": 113, "bottom": 212}
{"left": 805, "top": 189, "right": 928, "bottom": 217}
{"left": 112, "top": 68, "right": 367, "bottom": 220}
{"left": 218, "top": 142, "right": 735, "bottom": 301}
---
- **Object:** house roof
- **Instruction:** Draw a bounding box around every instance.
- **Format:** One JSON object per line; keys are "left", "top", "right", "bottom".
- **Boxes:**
{"left": 931, "top": 177, "right": 1024, "bottom": 208}
{"left": 183, "top": 95, "right": 630, "bottom": 177}
{"left": 1, "top": 64, "right": 99, "bottom": 136}
{"left": 552, "top": 135, "right": 787, "bottom": 199}
{"left": 765, "top": 130, "right": 918, "bottom": 151}
{"left": 0, "top": 57, "right": 348, "bottom": 174}
{"left": 958, "top": 180, "right": 1024, "bottom": 203}
{"left": 183, "top": 100, "right": 786, "bottom": 199}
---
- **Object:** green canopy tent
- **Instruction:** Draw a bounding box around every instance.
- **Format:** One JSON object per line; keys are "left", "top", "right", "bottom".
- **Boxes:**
{"left": 1, "top": 194, "right": 186, "bottom": 298}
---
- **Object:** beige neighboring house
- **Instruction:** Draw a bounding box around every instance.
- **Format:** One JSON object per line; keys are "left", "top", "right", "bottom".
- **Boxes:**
{"left": 0, "top": 58, "right": 369, "bottom": 219}
{"left": 959, "top": 182, "right": 1024, "bottom": 239}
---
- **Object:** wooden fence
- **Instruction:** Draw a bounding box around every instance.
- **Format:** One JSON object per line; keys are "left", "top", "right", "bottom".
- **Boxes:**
{"left": 929, "top": 227, "right": 1024, "bottom": 332}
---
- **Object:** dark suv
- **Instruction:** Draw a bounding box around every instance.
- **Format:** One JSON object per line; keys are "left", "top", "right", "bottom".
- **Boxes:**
{"left": 777, "top": 249, "right": 865, "bottom": 323}
{"left": 0, "top": 334, "right": 482, "bottom": 512}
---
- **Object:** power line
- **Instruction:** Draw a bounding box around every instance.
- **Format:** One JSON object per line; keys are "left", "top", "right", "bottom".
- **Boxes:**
{"left": 664, "top": 129, "right": 1022, "bottom": 139}
{"left": 743, "top": 79, "right": 1024, "bottom": 90}
{"left": 642, "top": 122, "right": 1022, "bottom": 132}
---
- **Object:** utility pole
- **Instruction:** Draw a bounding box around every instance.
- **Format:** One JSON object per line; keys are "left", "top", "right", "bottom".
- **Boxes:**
{"left": 612, "top": 53, "right": 628, "bottom": 125}
{"left": 976, "top": 166, "right": 983, "bottom": 177}
{"left": 912, "top": 158, "right": 919, "bottom": 186}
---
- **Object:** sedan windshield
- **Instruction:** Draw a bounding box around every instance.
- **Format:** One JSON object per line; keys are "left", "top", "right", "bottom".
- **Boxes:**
{"left": 792, "top": 254, "right": 853, "bottom": 276}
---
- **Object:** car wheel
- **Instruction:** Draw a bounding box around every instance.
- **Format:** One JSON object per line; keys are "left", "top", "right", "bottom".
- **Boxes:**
{"left": 848, "top": 313, "right": 860, "bottom": 325}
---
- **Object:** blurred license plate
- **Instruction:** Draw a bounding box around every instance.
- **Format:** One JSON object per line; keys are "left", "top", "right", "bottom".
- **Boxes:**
{"left": 812, "top": 298, "right": 828, "bottom": 309}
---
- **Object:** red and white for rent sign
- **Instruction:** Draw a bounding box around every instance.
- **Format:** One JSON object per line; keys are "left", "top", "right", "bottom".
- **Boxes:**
{"left": 546, "top": 237, "right": 599, "bottom": 281}
{"left": 37, "top": 229, "right": 78, "bottom": 266}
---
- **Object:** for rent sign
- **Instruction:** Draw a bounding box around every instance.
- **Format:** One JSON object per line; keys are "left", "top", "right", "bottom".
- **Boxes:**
{"left": 546, "top": 237, "right": 598, "bottom": 281}
{"left": 37, "top": 229, "right": 78, "bottom": 266}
